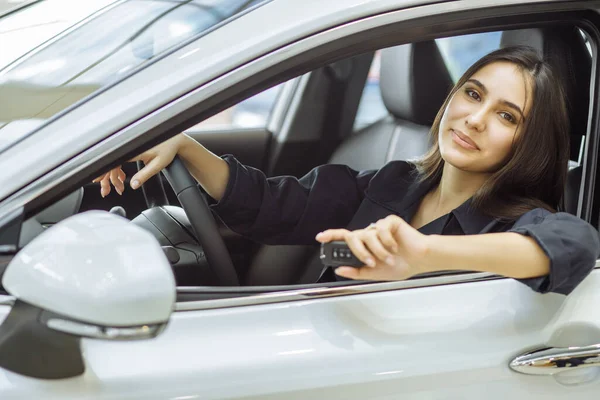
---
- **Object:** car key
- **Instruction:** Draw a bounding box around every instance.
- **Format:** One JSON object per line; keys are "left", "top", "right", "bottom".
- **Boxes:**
{"left": 320, "top": 241, "right": 365, "bottom": 267}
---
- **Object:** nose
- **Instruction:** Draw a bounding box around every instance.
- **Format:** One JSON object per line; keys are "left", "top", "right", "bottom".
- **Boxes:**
{"left": 465, "top": 107, "right": 486, "bottom": 132}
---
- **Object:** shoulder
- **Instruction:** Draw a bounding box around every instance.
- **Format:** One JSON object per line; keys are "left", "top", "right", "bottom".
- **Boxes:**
{"left": 363, "top": 160, "right": 422, "bottom": 206}
{"left": 368, "top": 160, "right": 418, "bottom": 188}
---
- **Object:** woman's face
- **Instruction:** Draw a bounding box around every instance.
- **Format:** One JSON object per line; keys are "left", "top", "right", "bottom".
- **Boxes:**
{"left": 438, "top": 61, "right": 533, "bottom": 173}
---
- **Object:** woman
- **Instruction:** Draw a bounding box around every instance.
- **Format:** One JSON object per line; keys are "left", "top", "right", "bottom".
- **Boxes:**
{"left": 96, "top": 46, "right": 599, "bottom": 295}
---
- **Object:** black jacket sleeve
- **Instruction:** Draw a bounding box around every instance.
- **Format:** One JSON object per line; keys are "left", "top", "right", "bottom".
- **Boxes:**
{"left": 510, "top": 209, "right": 600, "bottom": 295}
{"left": 209, "top": 155, "right": 376, "bottom": 245}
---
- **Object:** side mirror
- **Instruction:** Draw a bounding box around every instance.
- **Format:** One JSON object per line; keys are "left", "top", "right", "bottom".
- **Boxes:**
{"left": 0, "top": 211, "right": 176, "bottom": 379}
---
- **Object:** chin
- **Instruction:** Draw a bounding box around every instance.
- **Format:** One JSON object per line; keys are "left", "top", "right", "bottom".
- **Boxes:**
{"left": 441, "top": 147, "right": 473, "bottom": 166}
{"left": 441, "top": 150, "right": 489, "bottom": 173}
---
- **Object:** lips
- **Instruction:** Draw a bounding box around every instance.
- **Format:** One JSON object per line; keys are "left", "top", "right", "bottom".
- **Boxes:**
{"left": 451, "top": 129, "right": 479, "bottom": 150}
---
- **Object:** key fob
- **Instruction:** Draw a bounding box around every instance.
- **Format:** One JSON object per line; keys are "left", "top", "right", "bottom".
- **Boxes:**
{"left": 320, "top": 241, "right": 364, "bottom": 267}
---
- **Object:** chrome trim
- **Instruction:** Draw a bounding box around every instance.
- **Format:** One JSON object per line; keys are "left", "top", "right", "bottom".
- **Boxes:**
{"left": 510, "top": 344, "right": 600, "bottom": 375}
{"left": 176, "top": 261, "right": 600, "bottom": 311}
{"left": 46, "top": 318, "right": 166, "bottom": 340}
{"left": 175, "top": 271, "right": 498, "bottom": 311}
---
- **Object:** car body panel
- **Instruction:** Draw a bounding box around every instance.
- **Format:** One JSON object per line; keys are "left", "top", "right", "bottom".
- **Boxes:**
{"left": 1, "top": 272, "right": 600, "bottom": 398}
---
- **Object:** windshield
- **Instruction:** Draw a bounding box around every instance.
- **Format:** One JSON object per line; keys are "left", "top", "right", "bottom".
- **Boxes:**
{"left": 0, "top": 0, "right": 266, "bottom": 152}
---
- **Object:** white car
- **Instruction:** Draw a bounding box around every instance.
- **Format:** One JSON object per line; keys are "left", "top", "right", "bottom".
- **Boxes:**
{"left": 0, "top": 0, "right": 599, "bottom": 398}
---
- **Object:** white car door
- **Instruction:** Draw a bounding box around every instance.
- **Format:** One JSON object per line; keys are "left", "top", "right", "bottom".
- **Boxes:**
{"left": 1, "top": 270, "right": 599, "bottom": 399}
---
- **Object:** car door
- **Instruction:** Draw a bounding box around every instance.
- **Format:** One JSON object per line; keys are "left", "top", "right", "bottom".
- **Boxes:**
{"left": 1, "top": 272, "right": 599, "bottom": 399}
{"left": 0, "top": 0, "right": 599, "bottom": 399}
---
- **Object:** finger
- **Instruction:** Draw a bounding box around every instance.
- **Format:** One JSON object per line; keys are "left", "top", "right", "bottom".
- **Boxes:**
{"left": 100, "top": 175, "right": 111, "bottom": 198}
{"left": 117, "top": 167, "right": 126, "bottom": 183}
{"left": 334, "top": 266, "right": 381, "bottom": 281}
{"left": 334, "top": 267, "right": 362, "bottom": 280}
{"left": 130, "top": 157, "right": 163, "bottom": 190}
{"left": 363, "top": 231, "right": 395, "bottom": 266}
{"left": 391, "top": 216, "right": 412, "bottom": 242}
{"left": 335, "top": 265, "right": 410, "bottom": 282}
{"left": 110, "top": 169, "right": 124, "bottom": 195}
{"left": 92, "top": 172, "right": 108, "bottom": 184}
{"left": 315, "top": 229, "right": 349, "bottom": 243}
{"left": 375, "top": 218, "right": 400, "bottom": 253}
{"left": 345, "top": 233, "right": 375, "bottom": 267}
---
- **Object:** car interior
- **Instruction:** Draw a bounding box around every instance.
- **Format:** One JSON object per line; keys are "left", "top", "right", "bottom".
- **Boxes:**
{"left": 9, "top": 23, "right": 595, "bottom": 295}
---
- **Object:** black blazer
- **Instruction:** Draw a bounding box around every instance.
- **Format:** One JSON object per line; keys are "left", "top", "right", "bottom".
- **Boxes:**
{"left": 211, "top": 155, "right": 600, "bottom": 295}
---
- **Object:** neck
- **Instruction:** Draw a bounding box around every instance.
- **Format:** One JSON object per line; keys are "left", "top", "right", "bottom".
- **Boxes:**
{"left": 430, "top": 162, "right": 490, "bottom": 212}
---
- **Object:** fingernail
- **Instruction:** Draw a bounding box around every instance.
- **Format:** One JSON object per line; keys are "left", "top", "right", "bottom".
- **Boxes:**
{"left": 315, "top": 232, "right": 323, "bottom": 239}
{"left": 366, "top": 258, "right": 375, "bottom": 267}
{"left": 116, "top": 188, "right": 123, "bottom": 195}
{"left": 101, "top": 192, "right": 106, "bottom": 198}
{"left": 131, "top": 180, "right": 140, "bottom": 189}
{"left": 386, "top": 256, "right": 394, "bottom": 266}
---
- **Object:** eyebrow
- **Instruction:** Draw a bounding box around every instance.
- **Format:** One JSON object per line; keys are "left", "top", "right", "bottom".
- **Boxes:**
{"left": 467, "top": 78, "right": 525, "bottom": 120}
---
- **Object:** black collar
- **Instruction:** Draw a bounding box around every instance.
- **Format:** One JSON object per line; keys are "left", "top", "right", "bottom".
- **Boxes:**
{"left": 365, "top": 163, "right": 496, "bottom": 234}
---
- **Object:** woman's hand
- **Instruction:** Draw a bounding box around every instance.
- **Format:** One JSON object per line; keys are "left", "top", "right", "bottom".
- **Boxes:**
{"left": 93, "top": 134, "right": 185, "bottom": 197}
{"left": 315, "top": 215, "right": 431, "bottom": 281}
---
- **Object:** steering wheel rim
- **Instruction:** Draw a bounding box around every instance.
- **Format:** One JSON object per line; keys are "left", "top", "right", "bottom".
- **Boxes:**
{"left": 153, "top": 156, "right": 239, "bottom": 286}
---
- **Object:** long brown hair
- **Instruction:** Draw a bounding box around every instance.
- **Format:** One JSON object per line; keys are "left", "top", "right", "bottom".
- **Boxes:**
{"left": 414, "top": 46, "right": 570, "bottom": 220}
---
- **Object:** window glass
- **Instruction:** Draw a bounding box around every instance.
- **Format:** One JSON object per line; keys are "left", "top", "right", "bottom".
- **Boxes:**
{"left": 353, "top": 51, "right": 387, "bottom": 131}
{"left": 436, "top": 32, "right": 502, "bottom": 81}
{"left": 0, "top": 0, "right": 115, "bottom": 70}
{"left": 0, "top": 0, "right": 268, "bottom": 152}
{"left": 188, "top": 84, "right": 283, "bottom": 131}
{"left": 353, "top": 32, "right": 502, "bottom": 131}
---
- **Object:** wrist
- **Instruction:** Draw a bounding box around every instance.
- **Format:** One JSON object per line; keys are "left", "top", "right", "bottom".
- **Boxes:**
{"left": 417, "top": 234, "right": 440, "bottom": 274}
{"left": 176, "top": 134, "right": 198, "bottom": 158}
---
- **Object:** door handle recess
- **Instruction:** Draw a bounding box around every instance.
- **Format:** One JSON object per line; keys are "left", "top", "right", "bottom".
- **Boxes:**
{"left": 510, "top": 344, "right": 600, "bottom": 375}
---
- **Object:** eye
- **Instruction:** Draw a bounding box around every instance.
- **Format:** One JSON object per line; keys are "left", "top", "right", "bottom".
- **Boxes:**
{"left": 465, "top": 88, "right": 481, "bottom": 101}
{"left": 499, "top": 111, "right": 516, "bottom": 124}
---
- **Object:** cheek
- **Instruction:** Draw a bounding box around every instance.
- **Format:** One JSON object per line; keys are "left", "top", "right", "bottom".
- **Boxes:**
{"left": 443, "top": 95, "right": 472, "bottom": 122}
{"left": 485, "top": 124, "right": 517, "bottom": 161}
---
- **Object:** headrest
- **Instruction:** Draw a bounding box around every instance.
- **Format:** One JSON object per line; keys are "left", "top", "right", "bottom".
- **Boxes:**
{"left": 501, "top": 27, "right": 591, "bottom": 155}
{"left": 379, "top": 40, "right": 454, "bottom": 126}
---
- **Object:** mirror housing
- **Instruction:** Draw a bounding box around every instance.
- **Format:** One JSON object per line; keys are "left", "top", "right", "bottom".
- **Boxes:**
{"left": 0, "top": 211, "right": 176, "bottom": 379}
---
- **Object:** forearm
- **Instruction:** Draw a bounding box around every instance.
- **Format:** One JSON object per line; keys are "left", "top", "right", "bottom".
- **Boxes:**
{"left": 422, "top": 232, "right": 550, "bottom": 279}
{"left": 177, "top": 134, "right": 230, "bottom": 201}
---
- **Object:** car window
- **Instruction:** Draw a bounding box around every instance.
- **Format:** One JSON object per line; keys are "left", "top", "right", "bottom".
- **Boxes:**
{"left": 436, "top": 31, "right": 502, "bottom": 81}
{"left": 0, "top": 0, "right": 115, "bottom": 70}
{"left": 188, "top": 84, "right": 283, "bottom": 131}
{"left": 0, "top": 0, "right": 268, "bottom": 152}
{"left": 353, "top": 32, "right": 502, "bottom": 131}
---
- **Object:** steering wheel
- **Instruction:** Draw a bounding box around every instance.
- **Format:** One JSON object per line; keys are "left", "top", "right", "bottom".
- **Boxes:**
{"left": 138, "top": 156, "right": 239, "bottom": 286}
